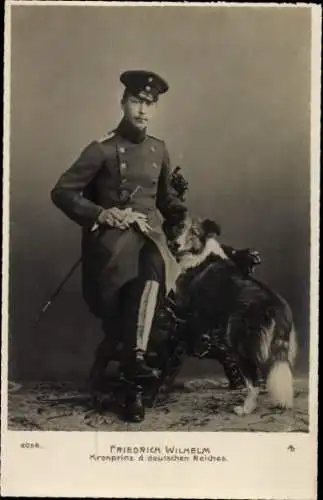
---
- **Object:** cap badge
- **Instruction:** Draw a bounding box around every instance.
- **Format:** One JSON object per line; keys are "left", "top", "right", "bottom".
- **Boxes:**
{"left": 120, "top": 70, "right": 169, "bottom": 97}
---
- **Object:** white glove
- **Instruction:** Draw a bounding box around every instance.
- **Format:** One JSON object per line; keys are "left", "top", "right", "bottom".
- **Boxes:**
{"left": 96, "top": 207, "right": 151, "bottom": 233}
{"left": 133, "top": 217, "right": 152, "bottom": 235}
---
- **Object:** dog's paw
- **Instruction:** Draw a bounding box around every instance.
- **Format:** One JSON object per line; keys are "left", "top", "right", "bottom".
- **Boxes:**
{"left": 243, "top": 399, "right": 257, "bottom": 415}
{"left": 233, "top": 405, "right": 246, "bottom": 416}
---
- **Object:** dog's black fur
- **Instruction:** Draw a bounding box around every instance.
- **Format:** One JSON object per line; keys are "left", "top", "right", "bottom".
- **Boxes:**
{"left": 166, "top": 214, "right": 297, "bottom": 415}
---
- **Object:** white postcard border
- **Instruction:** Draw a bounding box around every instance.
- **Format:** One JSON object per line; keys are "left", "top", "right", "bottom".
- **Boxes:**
{"left": 1, "top": 2, "right": 320, "bottom": 498}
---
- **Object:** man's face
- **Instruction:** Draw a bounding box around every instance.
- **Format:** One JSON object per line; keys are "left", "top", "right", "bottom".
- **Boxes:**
{"left": 122, "top": 94, "right": 157, "bottom": 130}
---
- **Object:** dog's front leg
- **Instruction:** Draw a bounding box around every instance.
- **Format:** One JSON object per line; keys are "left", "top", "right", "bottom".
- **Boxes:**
{"left": 233, "top": 380, "right": 260, "bottom": 416}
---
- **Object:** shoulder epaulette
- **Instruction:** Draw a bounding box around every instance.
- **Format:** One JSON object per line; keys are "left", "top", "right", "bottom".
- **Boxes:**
{"left": 98, "top": 129, "right": 117, "bottom": 143}
{"left": 147, "top": 134, "right": 164, "bottom": 144}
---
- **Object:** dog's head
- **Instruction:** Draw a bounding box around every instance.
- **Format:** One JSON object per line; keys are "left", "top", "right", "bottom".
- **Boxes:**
{"left": 164, "top": 213, "right": 222, "bottom": 264}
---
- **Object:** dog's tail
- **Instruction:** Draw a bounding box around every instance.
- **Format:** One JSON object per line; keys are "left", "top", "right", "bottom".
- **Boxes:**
{"left": 264, "top": 319, "right": 297, "bottom": 409}
{"left": 266, "top": 359, "right": 294, "bottom": 408}
{"left": 287, "top": 324, "right": 298, "bottom": 366}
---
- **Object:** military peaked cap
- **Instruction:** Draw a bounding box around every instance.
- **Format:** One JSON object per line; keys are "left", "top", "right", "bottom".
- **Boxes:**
{"left": 120, "top": 70, "right": 169, "bottom": 102}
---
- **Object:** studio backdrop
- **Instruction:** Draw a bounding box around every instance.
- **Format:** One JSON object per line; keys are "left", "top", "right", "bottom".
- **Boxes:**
{"left": 8, "top": 5, "right": 311, "bottom": 381}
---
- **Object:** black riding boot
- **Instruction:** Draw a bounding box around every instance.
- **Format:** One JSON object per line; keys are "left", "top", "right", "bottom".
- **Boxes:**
{"left": 120, "top": 241, "right": 165, "bottom": 421}
{"left": 124, "top": 383, "right": 145, "bottom": 423}
{"left": 121, "top": 347, "right": 161, "bottom": 422}
{"left": 121, "top": 350, "right": 147, "bottom": 423}
{"left": 121, "top": 348, "right": 160, "bottom": 380}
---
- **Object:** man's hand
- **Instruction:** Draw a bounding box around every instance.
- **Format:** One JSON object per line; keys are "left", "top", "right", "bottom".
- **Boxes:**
{"left": 232, "top": 248, "right": 262, "bottom": 275}
{"left": 246, "top": 249, "right": 262, "bottom": 266}
{"left": 97, "top": 207, "right": 151, "bottom": 233}
{"left": 170, "top": 166, "right": 189, "bottom": 202}
{"left": 132, "top": 212, "right": 152, "bottom": 234}
{"left": 97, "top": 207, "right": 129, "bottom": 228}
{"left": 123, "top": 210, "right": 151, "bottom": 233}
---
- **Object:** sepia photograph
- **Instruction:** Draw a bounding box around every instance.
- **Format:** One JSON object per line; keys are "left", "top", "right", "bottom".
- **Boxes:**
{"left": 1, "top": 1, "right": 319, "bottom": 498}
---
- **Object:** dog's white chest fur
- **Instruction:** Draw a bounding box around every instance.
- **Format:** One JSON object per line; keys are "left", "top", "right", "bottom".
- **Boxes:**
{"left": 179, "top": 237, "right": 228, "bottom": 272}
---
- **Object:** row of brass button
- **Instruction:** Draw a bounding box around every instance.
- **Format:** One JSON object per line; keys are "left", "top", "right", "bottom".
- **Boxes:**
{"left": 118, "top": 145, "right": 158, "bottom": 202}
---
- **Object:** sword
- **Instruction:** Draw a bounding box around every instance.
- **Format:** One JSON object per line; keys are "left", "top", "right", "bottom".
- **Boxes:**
{"left": 32, "top": 256, "right": 82, "bottom": 329}
{"left": 33, "top": 185, "right": 143, "bottom": 329}
{"left": 33, "top": 223, "right": 103, "bottom": 329}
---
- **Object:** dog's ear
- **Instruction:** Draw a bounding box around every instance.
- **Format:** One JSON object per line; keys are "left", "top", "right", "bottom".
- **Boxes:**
{"left": 202, "top": 219, "right": 221, "bottom": 236}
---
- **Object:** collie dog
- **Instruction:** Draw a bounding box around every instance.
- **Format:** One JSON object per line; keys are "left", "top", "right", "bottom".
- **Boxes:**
{"left": 164, "top": 215, "right": 298, "bottom": 415}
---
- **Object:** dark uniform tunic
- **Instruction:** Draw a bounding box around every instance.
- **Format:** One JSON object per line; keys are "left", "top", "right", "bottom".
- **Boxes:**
{"left": 51, "top": 118, "right": 184, "bottom": 322}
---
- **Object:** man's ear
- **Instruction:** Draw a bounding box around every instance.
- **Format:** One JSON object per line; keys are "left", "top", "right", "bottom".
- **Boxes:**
{"left": 202, "top": 219, "right": 221, "bottom": 236}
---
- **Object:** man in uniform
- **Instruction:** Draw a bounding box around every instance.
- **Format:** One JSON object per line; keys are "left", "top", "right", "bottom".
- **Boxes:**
{"left": 51, "top": 70, "right": 187, "bottom": 422}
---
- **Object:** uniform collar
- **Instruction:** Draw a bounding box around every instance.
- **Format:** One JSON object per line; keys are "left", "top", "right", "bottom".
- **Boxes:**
{"left": 115, "top": 117, "right": 147, "bottom": 144}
